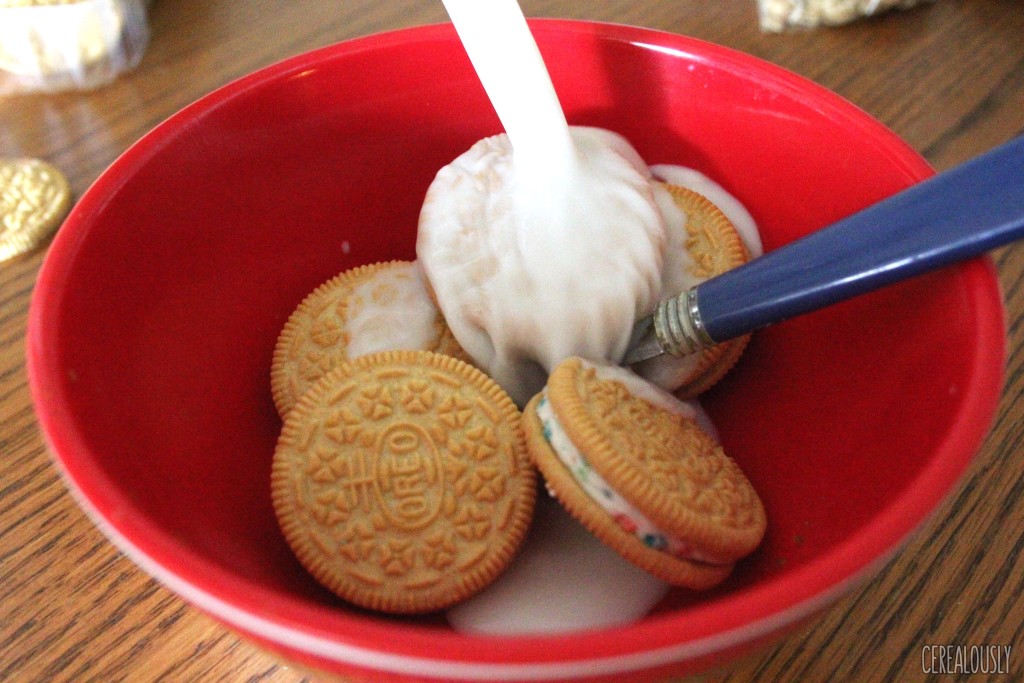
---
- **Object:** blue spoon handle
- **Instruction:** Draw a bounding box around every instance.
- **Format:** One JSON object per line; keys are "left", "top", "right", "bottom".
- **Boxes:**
{"left": 693, "top": 134, "right": 1024, "bottom": 344}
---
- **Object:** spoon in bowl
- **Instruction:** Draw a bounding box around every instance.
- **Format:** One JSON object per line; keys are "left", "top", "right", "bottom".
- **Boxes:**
{"left": 625, "top": 134, "right": 1024, "bottom": 365}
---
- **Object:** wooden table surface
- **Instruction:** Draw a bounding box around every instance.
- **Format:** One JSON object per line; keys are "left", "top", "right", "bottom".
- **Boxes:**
{"left": 2, "top": 1, "right": 1022, "bottom": 681}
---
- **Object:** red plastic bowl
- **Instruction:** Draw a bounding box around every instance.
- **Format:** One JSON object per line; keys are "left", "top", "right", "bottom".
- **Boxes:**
{"left": 27, "top": 20, "right": 1005, "bottom": 682}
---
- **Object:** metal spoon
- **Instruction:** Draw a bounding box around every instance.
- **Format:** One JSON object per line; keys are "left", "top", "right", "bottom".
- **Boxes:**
{"left": 624, "top": 134, "right": 1024, "bottom": 365}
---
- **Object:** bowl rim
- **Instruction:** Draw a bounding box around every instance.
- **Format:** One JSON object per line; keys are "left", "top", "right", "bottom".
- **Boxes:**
{"left": 27, "top": 17, "right": 1007, "bottom": 680}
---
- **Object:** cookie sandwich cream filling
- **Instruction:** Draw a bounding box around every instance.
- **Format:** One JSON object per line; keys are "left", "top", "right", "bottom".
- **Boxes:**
{"left": 535, "top": 364, "right": 731, "bottom": 567}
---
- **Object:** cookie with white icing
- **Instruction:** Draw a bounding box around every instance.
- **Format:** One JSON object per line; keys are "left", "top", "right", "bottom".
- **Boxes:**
{"left": 271, "top": 260, "right": 471, "bottom": 417}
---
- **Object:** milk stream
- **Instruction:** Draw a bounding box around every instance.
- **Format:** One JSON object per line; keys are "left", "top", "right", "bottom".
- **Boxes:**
{"left": 440, "top": 0, "right": 573, "bottom": 173}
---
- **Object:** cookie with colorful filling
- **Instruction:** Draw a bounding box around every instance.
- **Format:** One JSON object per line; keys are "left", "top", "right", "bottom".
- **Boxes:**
{"left": 523, "top": 357, "right": 766, "bottom": 588}
{"left": 272, "top": 350, "right": 536, "bottom": 614}
{"left": 633, "top": 183, "right": 753, "bottom": 398}
{"left": 271, "top": 260, "right": 472, "bottom": 417}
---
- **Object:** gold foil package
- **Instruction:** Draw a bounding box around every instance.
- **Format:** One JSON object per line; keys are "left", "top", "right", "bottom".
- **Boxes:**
{"left": 0, "top": 0, "right": 150, "bottom": 95}
{"left": 0, "top": 158, "right": 72, "bottom": 262}
{"left": 757, "top": 0, "right": 937, "bottom": 32}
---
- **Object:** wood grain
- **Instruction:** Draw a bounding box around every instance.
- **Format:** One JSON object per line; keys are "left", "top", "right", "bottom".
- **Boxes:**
{"left": 2, "top": 1, "right": 1022, "bottom": 681}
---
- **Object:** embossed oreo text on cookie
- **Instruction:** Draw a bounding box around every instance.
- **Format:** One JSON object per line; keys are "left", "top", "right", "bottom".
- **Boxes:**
{"left": 271, "top": 350, "right": 535, "bottom": 614}
{"left": 375, "top": 422, "right": 445, "bottom": 528}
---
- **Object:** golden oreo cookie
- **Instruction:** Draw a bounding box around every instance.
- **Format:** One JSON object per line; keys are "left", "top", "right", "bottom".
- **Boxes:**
{"left": 0, "top": 158, "right": 71, "bottom": 262}
{"left": 668, "top": 182, "right": 750, "bottom": 281}
{"left": 271, "top": 260, "right": 472, "bottom": 417}
{"left": 524, "top": 357, "right": 765, "bottom": 589}
{"left": 634, "top": 183, "right": 752, "bottom": 398}
{"left": 272, "top": 350, "right": 536, "bottom": 614}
